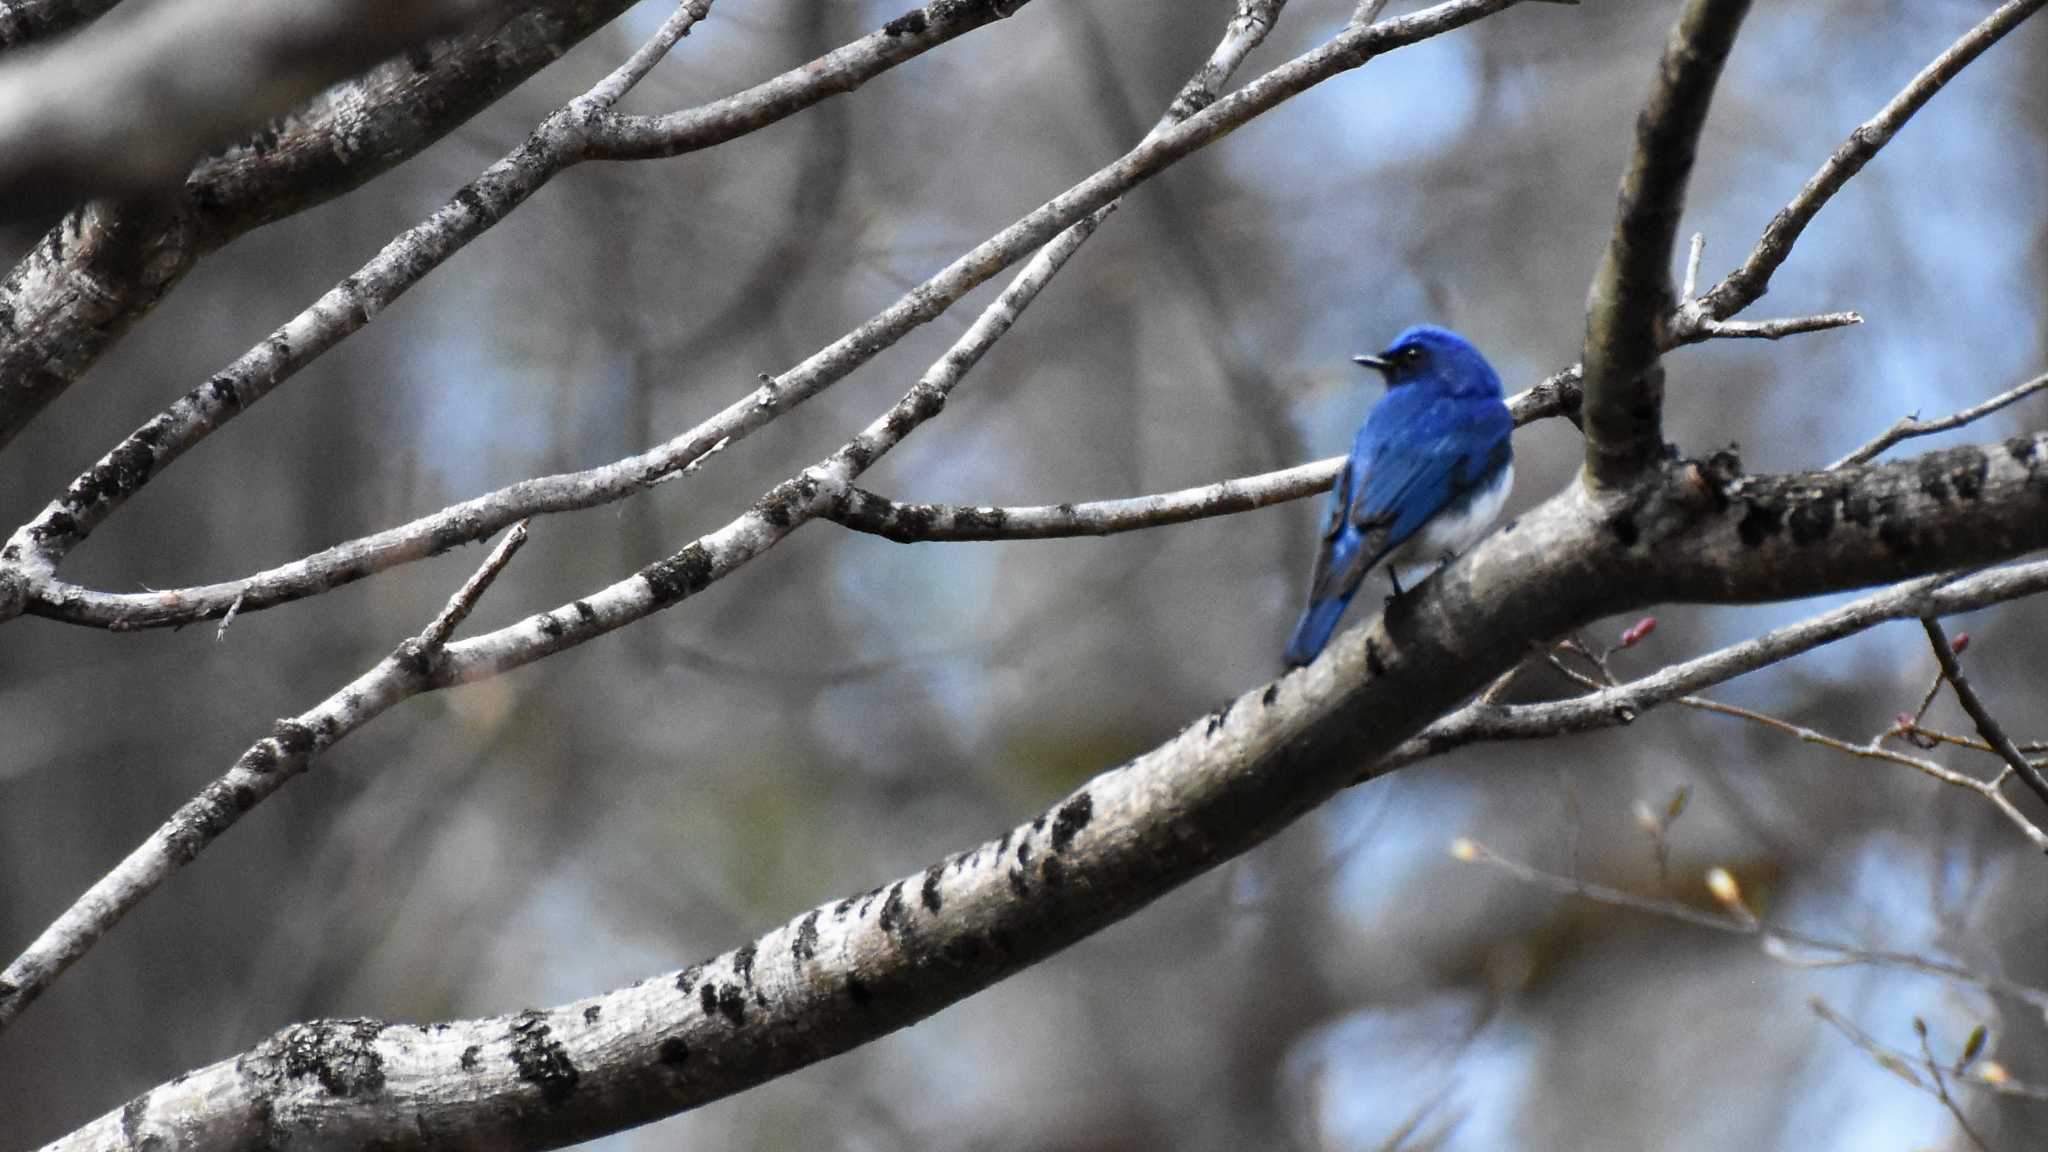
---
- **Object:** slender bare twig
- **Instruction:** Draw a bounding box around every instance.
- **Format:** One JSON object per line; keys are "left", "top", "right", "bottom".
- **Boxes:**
{"left": 416, "top": 521, "right": 529, "bottom": 652}
{"left": 1916, "top": 1018, "right": 1996, "bottom": 1152}
{"left": 1580, "top": 0, "right": 1751, "bottom": 487}
{"left": 819, "top": 378, "right": 1568, "bottom": 542}
{"left": 1382, "top": 558, "right": 2048, "bottom": 842}
{"left": 1832, "top": 371, "right": 2048, "bottom": 468}
{"left": 1456, "top": 841, "right": 2048, "bottom": 1014}
{"left": 1678, "top": 0, "right": 2048, "bottom": 332}
{"left": 1812, "top": 999, "right": 2048, "bottom": 1105}
{"left": 1675, "top": 694, "right": 2048, "bottom": 851}
{"left": 1686, "top": 311, "right": 1863, "bottom": 340}
{"left": 1923, "top": 617, "right": 2048, "bottom": 806}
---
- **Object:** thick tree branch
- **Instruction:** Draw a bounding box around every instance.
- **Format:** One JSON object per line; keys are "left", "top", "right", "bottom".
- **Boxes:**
{"left": 0, "top": 0, "right": 117, "bottom": 55}
{"left": 39, "top": 433, "right": 2048, "bottom": 1152}
{"left": 5, "top": 0, "right": 1552, "bottom": 626}
{"left": 1581, "top": 0, "right": 1749, "bottom": 487}
{"left": 0, "top": 0, "right": 521, "bottom": 208}
{"left": 0, "top": 0, "right": 650, "bottom": 452}
{"left": 1677, "top": 0, "right": 2048, "bottom": 334}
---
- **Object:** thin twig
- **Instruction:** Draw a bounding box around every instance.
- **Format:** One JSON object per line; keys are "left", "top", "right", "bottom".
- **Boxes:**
{"left": 1812, "top": 999, "right": 2048, "bottom": 1105}
{"left": 1832, "top": 371, "right": 2048, "bottom": 469}
{"left": 1679, "top": 0, "right": 2048, "bottom": 330}
{"left": 417, "top": 521, "right": 529, "bottom": 652}
{"left": 1456, "top": 840, "right": 2048, "bottom": 1013}
{"left": 1686, "top": 310, "right": 1862, "bottom": 340}
{"left": 1923, "top": 617, "right": 2048, "bottom": 807}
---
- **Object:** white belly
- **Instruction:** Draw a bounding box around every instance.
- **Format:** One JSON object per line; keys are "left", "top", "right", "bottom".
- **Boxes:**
{"left": 1387, "top": 463, "right": 1513, "bottom": 569}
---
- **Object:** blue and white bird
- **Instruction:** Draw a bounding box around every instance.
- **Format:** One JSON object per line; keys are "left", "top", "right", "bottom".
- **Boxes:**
{"left": 1283, "top": 325, "right": 1514, "bottom": 668}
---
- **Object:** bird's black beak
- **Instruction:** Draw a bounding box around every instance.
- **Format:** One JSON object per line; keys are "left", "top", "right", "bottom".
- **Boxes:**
{"left": 1352, "top": 354, "right": 1391, "bottom": 375}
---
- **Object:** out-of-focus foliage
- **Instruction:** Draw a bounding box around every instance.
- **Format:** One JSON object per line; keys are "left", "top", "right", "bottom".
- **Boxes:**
{"left": 2, "top": 1, "right": 2045, "bottom": 1148}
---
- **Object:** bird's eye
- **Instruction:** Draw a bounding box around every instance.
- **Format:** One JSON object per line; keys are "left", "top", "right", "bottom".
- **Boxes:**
{"left": 1401, "top": 346, "right": 1424, "bottom": 364}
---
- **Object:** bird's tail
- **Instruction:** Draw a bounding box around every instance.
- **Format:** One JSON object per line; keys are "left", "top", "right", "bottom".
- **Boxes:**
{"left": 1283, "top": 595, "right": 1350, "bottom": 668}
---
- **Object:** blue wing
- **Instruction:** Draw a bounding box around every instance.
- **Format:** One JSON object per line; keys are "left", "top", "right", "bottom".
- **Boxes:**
{"left": 1284, "top": 392, "right": 1511, "bottom": 666}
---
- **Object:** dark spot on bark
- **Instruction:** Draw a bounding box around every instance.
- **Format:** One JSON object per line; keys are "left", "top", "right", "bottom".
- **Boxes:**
{"left": 699, "top": 983, "right": 717, "bottom": 1017}
{"left": 1051, "top": 792, "right": 1092, "bottom": 852}
{"left": 921, "top": 865, "right": 944, "bottom": 912}
{"left": 1878, "top": 511, "right": 1915, "bottom": 554}
{"left": 644, "top": 543, "right": 715, "bottom": 605}
{"left": 847, "top": 976, "right": 872, "bottom": 1005}
{"left": 883, "top": 11, "right": 928, "bottom": 36}
{"left": 879, "top": 882, "right": 909, "bottom": 934}
{"left": 1261, "top": 683, "right": 1279, "bottom": 707}
{"left": 276, "top": 1018, "right": 388, "bottom": 1098}
{"left": 841, "top": 442, "right": 875, "bottom": 471}
{"left": 733, "top": 943, "right": 756, "bottom": 987}
{"left": 2006, "top": 436, "right": 2037, "bottom": 466}
{"left": 1736, "top": 499, "right": 1783, "bottom": 547}
{"left": 1365, "top": 637, "right": 1388, "bottom": 677}
{"left": 752, "top": 487, "right": 794, "bottom": 528}
{"left": 893, "top": 503, "right": 935, "bottom": 539}
{"left": 508, "top": 1011, "right": 579, "bottom": 1105}
{"left": 206, "top": 375, "right": 244, "bottom": 413}
{"left": 1609, "top": 511, "right": 1639, "bottom": 547}
{"left": 120, "top": 1095, "right": 153, "bottom": 1148}
{"left": 716, "top": 984, "right": 746, "bottom": 1025}
{"left": 452, "top": 185, "right": 486, "bottom": 217}
{"left": 272, "top": 719, "right": 315, "bottom": 755}
{"left": 954, "top": 506, "right": 1008, "bottom": 533}
{"left": 1031, "top": 814, "right": 1046, "bottom": 834}
{"left": 582, "top": 1005, "right": 600, "bottom": 1024}
{"left": 231, "top": 785, "right": 256, "bottom": 811}
{"left": 1950, "top": 449, "right": 1988, "bottom": 499}
{"left": 792, "top": 911, "right": 820, "bottom": 962}
{"left": 1015, "top": 840, "right": 1032, "bottom": 870}
{"left": 996, "top": 829, "right": 1012, "bottom": 856}
{"left": 1787, "top": 495, "right": 1834, "bottom": 545}
{"left": 676, "top": 964, "right": 703, "bottom": 995}
{"left": 1008, "top": 867, "right": 1028, "bottom": 896}
{"left": 658, "top": 1037, "right": 689, "bottom": 1068}
{"left": 1918, "top": 456, "right": 1952, "bottom": 504}
{"left": 29, "top": 510, "right": 77, "bottom": 542}
{"left": 834, "top": 896, "right": 857, "bottom": 919}
{"left": 1041, "top": 855, "right": 1065, "bottom": 889}
{"left": 573, "top": 600, "right": 595, "bottom": 622}
{"left": 1842, "top": 491, "right": 1876, "bottom": 527}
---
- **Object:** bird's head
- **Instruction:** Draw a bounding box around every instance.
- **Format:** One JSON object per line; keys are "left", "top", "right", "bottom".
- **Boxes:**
{"left": 1353, "top": 325, "right": 1503, "bottom": 398}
